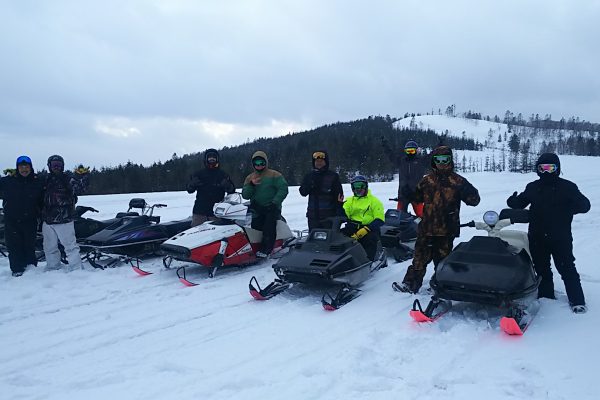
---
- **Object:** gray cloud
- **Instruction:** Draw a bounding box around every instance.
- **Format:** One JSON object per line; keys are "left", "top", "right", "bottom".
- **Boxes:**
{"left": 1, "top": 0, "right": 599, "bottom": 168}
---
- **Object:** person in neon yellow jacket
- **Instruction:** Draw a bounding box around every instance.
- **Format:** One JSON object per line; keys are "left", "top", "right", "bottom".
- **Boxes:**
{"left": 342, "top": 175, "right": 385, "bottom": 261}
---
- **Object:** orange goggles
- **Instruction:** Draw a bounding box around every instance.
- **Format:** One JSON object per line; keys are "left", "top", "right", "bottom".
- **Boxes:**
{"left": 404, "top": 148, "right": 417, "bottom": 155}
{"left": 312, "top": 151, "right": 326, "bottom": 160}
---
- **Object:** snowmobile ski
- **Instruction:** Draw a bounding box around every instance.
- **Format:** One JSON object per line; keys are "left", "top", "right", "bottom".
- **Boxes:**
{"left": 321, "top": 286, "right": 361, "bottom": 311}
{"left": 500, "top": 302, "right": 540, "bottom": 335}
{"left": 249, "top": 276, "right": 291, "bottom": 300}
{"left": 409, "top": 298, "right": 452, "bottom": 322}
{"left": 177, "top": 266, "right": 199, "bottom": 287}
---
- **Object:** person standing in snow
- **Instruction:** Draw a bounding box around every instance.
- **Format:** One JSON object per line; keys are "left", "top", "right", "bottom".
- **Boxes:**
{"left": 42, "top": 155, "right": 89, "bottom": 272}
{"left": 393, "top": 146, "right": 480, "bottom": 294}
{"left": 242, "top": 151, "right": 289, "bottom": 258}
{"left": 381, "top": 137, "right": 430, "bottom": 217}
{"left": 299, "top": 150, "right": 344, "bottom": 230}
{"left": 342, "top": 175, "right": 385, "bottom": 261}
{"left": 186, "top": 148, "right": 236, "bottom": 227}
{"left": 507, "top": 153, "right": 590, "bottom": 314}
{"left": 0, "top": 156, "right": 45, "bottom": 277}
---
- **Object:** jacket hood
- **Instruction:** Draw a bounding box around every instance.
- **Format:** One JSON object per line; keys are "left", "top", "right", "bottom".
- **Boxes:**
{"left": 431, "top": 145, "right": 454, "bottom": 171}
{"left": 252, "top": 151, "right": 269, "bottom": 167}
{"left": 536, "top": 152, "right": 560, "bottom": 182}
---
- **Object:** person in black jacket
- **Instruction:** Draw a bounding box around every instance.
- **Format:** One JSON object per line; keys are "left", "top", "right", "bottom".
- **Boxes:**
{"left": 42, "top": 155, "right": 89, "bottom": 272}
{"left": 187, "top": 149, "right": 236, "bottom": 227}
{"left": 299, "top": 150, "right": 344, "bottom": 230}
{"left": 381, "top": 138, "right": 430, "bottom": 217}
{"left": 0, "top": 156, "right": 45, "bottom": 276}
{"left": 507, "top": 153, "right": 591, "bottom": 314}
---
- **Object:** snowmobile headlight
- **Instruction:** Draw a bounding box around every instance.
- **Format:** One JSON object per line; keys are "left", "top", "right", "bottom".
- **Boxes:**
{"left": 215, "top": 207, "right": 226, "bottom": 215}
{"left": 483, "top": 210, "right": 499, "bottom": 226}
{"left": 313, "top": 231, "right": 328, "bottom": 240}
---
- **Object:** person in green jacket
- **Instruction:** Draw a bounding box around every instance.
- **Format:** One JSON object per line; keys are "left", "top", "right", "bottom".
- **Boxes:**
{"left": 342, "top": 175, "right": 385, "bottom": 261}
{"left": 242, "top": 151, "right": 289, "bottom": 257}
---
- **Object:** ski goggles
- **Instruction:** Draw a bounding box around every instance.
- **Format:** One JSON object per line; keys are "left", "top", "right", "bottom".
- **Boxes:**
{"left": 49, "top": 160, "right": 64, "bottom": 170}
{"left": 351, "top": 182, "right": 367, "bottom": 190}
{"left": 252, "top": 158, "right": 266, "bottom": 167}
{"left": 433, "top": 154, "right": 452, "bottom": 165}
{"left": 312, "top": 151, "right": 326, "bottom": 160}
{"left": 206, "top": 157, "right": 218, "bottom": 164}
{"left": 537, "top": 163, "right": 557, "bottom": 174}
{"left": 16, "top": 155, "right": 31, "bottom": 165}
{"left": 404, "top": 148, "right": 417, "bottom": 155}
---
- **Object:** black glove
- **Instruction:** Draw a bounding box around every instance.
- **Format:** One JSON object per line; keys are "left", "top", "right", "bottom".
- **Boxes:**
{"left": 508, "top": 191, "right": 518, "bottom": 201}
{"left": 302, "top": 174, "right": 316, "bottom": 190}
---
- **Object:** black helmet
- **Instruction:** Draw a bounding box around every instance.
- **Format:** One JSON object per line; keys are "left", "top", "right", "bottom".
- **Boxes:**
{"left": 204, "top": 149, "right": 220, "bottom": 168}
{"left": 47, "top": 155, "right": 65, "bottom": 172}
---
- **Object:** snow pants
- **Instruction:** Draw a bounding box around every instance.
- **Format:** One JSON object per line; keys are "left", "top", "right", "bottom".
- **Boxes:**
{"left": 251, "top": 208, "right": 280, "bottom": 254}
{"left": 42, "top": 222, "right": 82, "bottom": 271}
{"left": 529, "top": 235, "right": 585, "bottom": 306}
{"left": 4, "top": 218, "right": 38, "bottom": 273}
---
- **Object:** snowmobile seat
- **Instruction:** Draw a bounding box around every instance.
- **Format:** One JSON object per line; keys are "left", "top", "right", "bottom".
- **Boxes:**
{"left": 116, "top": 211, "right": 140, "bottom": 218}
{"left": 160, "top": 217, "right": 193, "bottom": 237}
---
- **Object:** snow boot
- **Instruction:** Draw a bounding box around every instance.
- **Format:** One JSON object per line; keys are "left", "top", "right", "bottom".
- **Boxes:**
{"left": 571, "top": 304, "right": 587, "bottom": 314}
{"left": 393, "top": 265, "right": 425, "bottom": 294}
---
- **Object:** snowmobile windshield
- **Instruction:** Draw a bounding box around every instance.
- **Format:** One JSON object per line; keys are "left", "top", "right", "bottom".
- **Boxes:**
{"left": 433, "top": 155, "right": 452, "bottom": 165}
{"left": 537, "top": 163, "right": 557, "bottom": 174}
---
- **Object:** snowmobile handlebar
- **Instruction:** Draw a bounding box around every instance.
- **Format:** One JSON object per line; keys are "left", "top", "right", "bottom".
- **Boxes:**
{"left": 153, "top": 204, "right": 167, "bottom": 208}
{"left": 460, "top": 221, "right": 476, "bottom": 228}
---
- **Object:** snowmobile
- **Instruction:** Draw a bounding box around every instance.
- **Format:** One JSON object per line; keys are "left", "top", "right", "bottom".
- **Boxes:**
{"left": 80, "top": 198, "right": 192, "bottom": 269}
{"left": 249, "top": 217, "right": 388, "bottom": 310}
{"left": 135, "top": 193, "right": 296, "bottom": 286}
{"left": 409, "top": 208, "right": 540, "bottom": 335}
{"left": 379, "top": 200, "right": 418, "bottom": 262}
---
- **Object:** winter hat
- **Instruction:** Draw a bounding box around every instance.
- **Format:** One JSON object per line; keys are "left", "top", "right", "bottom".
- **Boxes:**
{"left": 16, "top": 155, "right": 33, "bottom": 169}
{"left": 431, "top": 146, "right": 453, "bottom": 171}
{"left": 312, "top": 150, "right": 329, "bottom": 170}
{"left": 536, "top": 152, "right": 561, "bottom": 178}
{"left": 204, "top": 148, "right": 220, "bottom": 168}
{"left": 404, "top": 140, "right": 418, "bottom": 149}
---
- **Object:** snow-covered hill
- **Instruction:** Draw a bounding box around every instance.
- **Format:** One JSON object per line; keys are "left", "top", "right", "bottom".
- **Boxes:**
{"left": 1, "top": 156, "right": 598, "bottom": 400}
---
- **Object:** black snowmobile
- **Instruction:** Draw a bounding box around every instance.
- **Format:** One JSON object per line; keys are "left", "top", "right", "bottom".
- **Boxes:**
{"left": 249, "top": 218, "right": 387, "bottom": 310}
{"left": 79, "top": 198, "right": 192, "bottom": 269}
{"left": 379, "top": 201, "right": 418, "bottom": 262}
{"left": 410, "top": 209, "right": 540, "bottom": 335}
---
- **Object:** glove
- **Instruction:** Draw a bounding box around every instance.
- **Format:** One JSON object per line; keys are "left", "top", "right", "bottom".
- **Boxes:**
{"left": 508, "top": 191, "right": 518, "bottom": 201}
{"left": 3, "top": 168, "right": 16, "bottom": 176}
{"left": 351, "top": 226, "right": 370, "bottom": 240}
{"left": 74, "top": 165, "right": 90, "bottom": 175}
{"left": 401, "top": 185, "right": 413, "bottom": 199}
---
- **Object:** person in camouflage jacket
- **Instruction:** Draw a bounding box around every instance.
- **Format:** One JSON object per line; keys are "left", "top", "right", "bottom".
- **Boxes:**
{"left": 242, "top": 151, "right": 289, "bottom": 257}
{"left": 393, "top": 146, "right": 480, "bottom": 294}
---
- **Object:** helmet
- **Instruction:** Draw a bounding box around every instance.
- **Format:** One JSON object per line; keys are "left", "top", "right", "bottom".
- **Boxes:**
{"left": 350, "top": 175, "right": 368, "bottom": 197}
{"left": 204, "top": 148, "right": 220, "bottom": 168}
{"left": 47, "top": 155, "right": 65, "bottom": 172}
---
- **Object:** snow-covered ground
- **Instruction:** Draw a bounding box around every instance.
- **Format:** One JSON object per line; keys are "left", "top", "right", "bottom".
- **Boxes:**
{"left": 1, "top": 156, "right": 598, "bottom": 400}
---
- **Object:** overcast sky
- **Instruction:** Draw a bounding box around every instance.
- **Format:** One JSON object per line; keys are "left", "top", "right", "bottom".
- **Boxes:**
{"left": 1, "top": 0, "right": 599, "bottom": 170}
